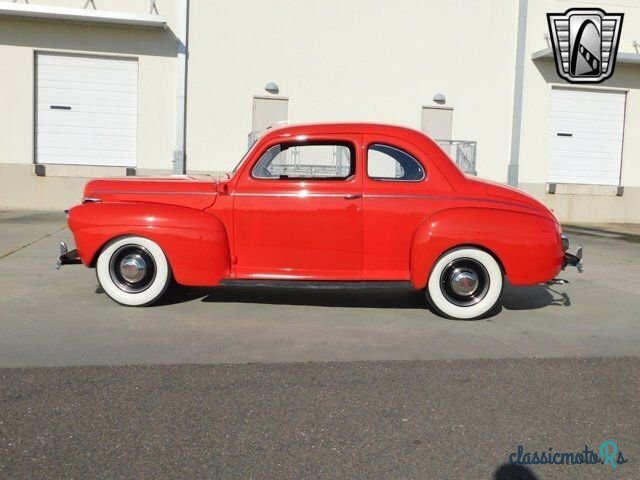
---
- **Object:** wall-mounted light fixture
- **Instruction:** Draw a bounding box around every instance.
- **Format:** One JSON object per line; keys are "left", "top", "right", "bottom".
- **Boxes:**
{"left": 265, "top": 82, "right": 280, "bottom": 94}
{"left": 433, "top": 93, "right": 446, "bottom": 105}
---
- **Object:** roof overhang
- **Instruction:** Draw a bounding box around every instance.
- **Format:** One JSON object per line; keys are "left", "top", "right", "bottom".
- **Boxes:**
{"left": 531, "top": 47, "right": 640, "bottom": 65}
{"left": 0, "top": 3, "right": 167, "bottom": 30}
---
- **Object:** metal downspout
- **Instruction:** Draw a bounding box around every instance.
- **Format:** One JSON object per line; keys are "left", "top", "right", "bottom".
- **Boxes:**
{"left": 508, "top": 0, "right": 528, "bottom": 187}
{"left": 173, "top": 0, "right": 189, "bottom": 174}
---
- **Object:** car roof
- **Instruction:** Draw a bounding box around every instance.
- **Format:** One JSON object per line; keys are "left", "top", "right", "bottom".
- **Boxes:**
{"left": 260, "top": 122, "right": 438, "bottom": 143}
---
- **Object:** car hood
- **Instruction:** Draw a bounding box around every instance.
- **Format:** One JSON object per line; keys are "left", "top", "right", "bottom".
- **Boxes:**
{"left": 83, "top": 175, "right": 218, "bottom": 210}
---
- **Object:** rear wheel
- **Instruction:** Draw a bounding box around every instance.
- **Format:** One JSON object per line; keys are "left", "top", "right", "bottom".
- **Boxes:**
{"left": 426, "top": 247, "right": 503, "bottom": 320}
{"left": 96, "top": 236, "right": 171, "bottom": 307}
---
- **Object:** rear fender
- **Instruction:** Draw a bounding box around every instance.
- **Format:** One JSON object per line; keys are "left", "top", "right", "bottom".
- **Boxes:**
{"left": 68, "top": 202, "right": 231, "bottom": 286}
{"left": 410, "top": 208, "right": 563, "bottom": 288}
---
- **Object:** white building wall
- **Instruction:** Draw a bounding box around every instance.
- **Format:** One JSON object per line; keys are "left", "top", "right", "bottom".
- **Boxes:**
{"left": 0, "top": 0, "right": 178, "bottom": 210}
{"left": 518, "top": 0, "right": 640, "bottom": 223}
{"left": 186, "top": 0, "right": 518, "bottom": 181}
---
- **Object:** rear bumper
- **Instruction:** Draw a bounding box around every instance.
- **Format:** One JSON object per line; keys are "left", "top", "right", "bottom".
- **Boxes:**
{"left": 561, "top": 233, "right": 584, "bottom": 273}
{"left": 56, "top": 242, "right": 81, "bottom": 269}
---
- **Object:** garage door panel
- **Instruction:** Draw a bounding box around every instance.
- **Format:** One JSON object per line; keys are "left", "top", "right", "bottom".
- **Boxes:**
{"left": 39, "top": 63, "right": 137, "bottom": 79}
{"left": 37, "top": 133, "right": 137, "bottom": 150}
{"left": 550, "top": 103, "right": 624, "bottom": 116}
{"left": 36, "top": 53, "right": 138, "bottom": 168}
{"left": 549, "top": 138, "right": 624, "bottom": 153}
{"left": 548, "top": 149, "right": 623, "bottom": 160}
{"left": 551, "top": 94, "right": 626, "bottom": 108}
{"left": 38, "top": 79, "right": 137, "bottom": 94}
{"left": 37, "top": 53, "right": 136, "bottom": 67}
{"left": 37, "top": 111, "right": 137, "bottom": 129}
{"left": 38, "top": 74, "right": 137, "bottom": 89}
{"left": 37, "top": 125, "right": 136, "bottom": 138}
{"left": 547, "top": 88, "right": 625, "bottom": 186}
{"left": 37, "top": 69, "right": 137, "bottom": 86}
{"left": 37, "top": 147, "right": 136, "bottom": 159}
{"left": 549, "top": 131, "right": 623, "bottom": 142}
{"left": 37, "top": 103, "right": 137, "bottom": 117}
{"left": 551, "top": 88, "right": 626, "bottom": 102}
{"left": 38, "top": 90, "right": 137, "bottom": 108}
{"left": 549, "top": 120, "right": 624, "bottom": 136}
{"left": 552, "top": 157, "right": 618, "bottom": 173}
{"left": 549, "top": 112, "right": 624, "bottom": 123}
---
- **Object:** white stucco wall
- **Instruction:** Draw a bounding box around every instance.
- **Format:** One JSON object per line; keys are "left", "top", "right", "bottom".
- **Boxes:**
{"left": 0, "top": 0, "right": 178, "bottom": 209}
{"left": 517, "top": 0, "right": 640, "bottom": 222}
{"left": 186, "top": 0, "right": 519, "bottom": 181}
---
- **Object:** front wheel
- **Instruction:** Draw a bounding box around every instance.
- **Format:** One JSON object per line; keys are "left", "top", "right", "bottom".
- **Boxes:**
{"left": 426, "top": 247, "right": 503, "bottom": 320}
{"left": 96, "top": 236, "right": 171, "bottom": 307}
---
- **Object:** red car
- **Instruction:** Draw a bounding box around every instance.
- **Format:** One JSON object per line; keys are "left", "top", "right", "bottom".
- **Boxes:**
{"left": 57, "top": 123, "right": 583, "bottom": 319}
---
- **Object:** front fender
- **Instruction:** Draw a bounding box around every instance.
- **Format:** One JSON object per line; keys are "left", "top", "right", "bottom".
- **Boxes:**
{"left": 68, "top": 202, "right": 231, "bottom": 286}
{"left": 410, "top": 207, "right": 563, "bottom": 288}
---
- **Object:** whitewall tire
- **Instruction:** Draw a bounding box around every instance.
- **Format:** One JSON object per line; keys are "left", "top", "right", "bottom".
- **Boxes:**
{"left": 96, "top": 236, "right": 171, "bottom": 307}
{"left": 426, "top": 247, "right": 503, "bottom": 320}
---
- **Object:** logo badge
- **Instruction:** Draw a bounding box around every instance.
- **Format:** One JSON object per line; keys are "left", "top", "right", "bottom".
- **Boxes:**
{"left": 547, "top": 8, "right": 623, "bottom": 84}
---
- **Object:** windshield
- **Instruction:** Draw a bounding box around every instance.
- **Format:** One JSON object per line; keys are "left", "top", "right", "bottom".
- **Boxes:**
{"left": 232, "top": 141, "right": 259, "bottom": 175}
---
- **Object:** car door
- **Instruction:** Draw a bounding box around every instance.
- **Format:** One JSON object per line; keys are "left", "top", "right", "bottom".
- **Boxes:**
{"left": 362, "top": 134, "right": 433, "bottom": 280}
{"left": 233, "top": 134, "right": 363, "bottom": 280}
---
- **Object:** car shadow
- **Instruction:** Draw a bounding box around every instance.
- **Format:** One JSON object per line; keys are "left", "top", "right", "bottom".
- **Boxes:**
{"left": 501, "top": 282, "right": 571, "bottom": 311}
{"left": 200, "top": 285, "right": 427, "bottom": 309}
{"left": 494, "top": 464, "right": 539, "bottom": 480}
{"left": 145, "top": 281, "right": 571, "bottom": 316}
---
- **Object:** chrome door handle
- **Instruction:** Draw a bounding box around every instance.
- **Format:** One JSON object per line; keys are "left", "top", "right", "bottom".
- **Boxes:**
{"left": 344, "top": 194, "right": 362, "bottom": 200}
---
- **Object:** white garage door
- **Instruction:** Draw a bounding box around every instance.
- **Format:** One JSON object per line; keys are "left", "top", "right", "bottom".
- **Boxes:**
{"left": 547, "top": 88, "right": 625, "bottom": 185}
{"left": 36, "top": 53, "right": 138, "bottom": 167}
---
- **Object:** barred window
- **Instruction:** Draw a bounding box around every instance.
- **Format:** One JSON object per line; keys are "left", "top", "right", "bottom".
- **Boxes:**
{"left": 253, "top": 143, "right": 354, "bottom": 180}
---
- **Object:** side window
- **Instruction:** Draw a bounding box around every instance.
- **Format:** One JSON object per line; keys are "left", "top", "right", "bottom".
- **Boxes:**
{"left": 367, "top": 144, "right": 425, "bottom": 181}
{"left": 252, "top": 143, "right": 354, "bottom": 180}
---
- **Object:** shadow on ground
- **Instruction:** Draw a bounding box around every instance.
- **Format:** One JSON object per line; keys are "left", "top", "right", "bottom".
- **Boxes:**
{"left": 140, "top": 281, "right": 571, "bottom": 317}
{"left": 168, "top": 285, "right": 427, "bottom": 309}
{"left": 501, "top": 283, "right": 571, "bottom": 310}
{"left": 494, "top": 464, "right": 539, "bottom": 480}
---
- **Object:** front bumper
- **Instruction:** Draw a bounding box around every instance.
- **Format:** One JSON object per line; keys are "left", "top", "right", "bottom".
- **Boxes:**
{"left": 56, "top": 242, "right": 81, "bottom": 269}
{"left": 561, "top": 233, "right": 584, "bottom": 273}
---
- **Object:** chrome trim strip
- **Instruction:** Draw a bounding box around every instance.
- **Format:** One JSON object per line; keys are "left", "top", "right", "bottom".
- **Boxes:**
{"left": 232, "top": 192, "right": 538, "bottom": 211}
{"left": 90, "top": 191, "right": 217, "bottom": 196}
{"left": 363, "top": 193, "right": 539, "bottom": 211}
{"left": 233, "top": 192, "right": 353, "bottom": 198}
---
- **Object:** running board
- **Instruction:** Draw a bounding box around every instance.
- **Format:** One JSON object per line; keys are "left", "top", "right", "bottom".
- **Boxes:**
{"left": 219, "top": 279, "right": 413, "bottom": 290}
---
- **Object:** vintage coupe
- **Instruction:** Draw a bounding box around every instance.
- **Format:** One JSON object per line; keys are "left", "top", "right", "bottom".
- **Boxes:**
{"left": 57, "top": 123, "right": 583, "bottom": 319}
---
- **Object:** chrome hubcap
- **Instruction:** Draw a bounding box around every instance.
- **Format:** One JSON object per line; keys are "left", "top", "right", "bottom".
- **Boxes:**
{"left": 440, "top": 258, "right": 490, "bottom": 307}
{"left": 109, "top": 245, "right": 156, "bottom": 293}
{"left": 119, "top": 254, "right": 147, "bottom": 283}
{"left": 449, "top": 269, "right": 479, "bottom": 296}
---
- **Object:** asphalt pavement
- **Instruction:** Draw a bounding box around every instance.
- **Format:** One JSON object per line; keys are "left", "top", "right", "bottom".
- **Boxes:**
{"left": 1, "top": 358, "right": 638, "bottom": 480}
